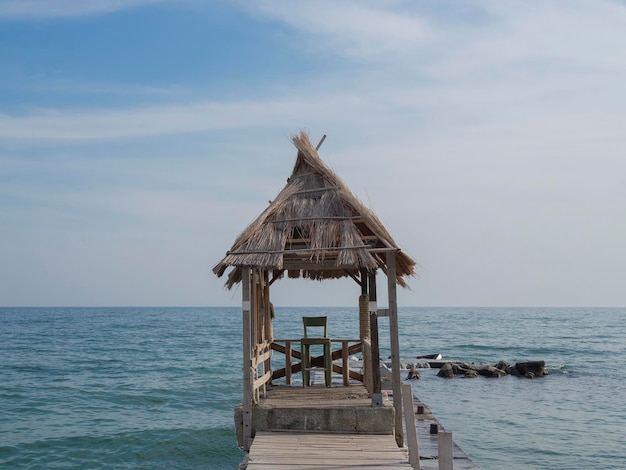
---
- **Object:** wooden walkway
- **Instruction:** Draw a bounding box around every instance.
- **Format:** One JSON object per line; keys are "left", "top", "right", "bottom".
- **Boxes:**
{"left": 239, "top": 372, "right": 480, "bottom": 469}
{"left": 245, "top": 431, "right": 413, "bottom": 469}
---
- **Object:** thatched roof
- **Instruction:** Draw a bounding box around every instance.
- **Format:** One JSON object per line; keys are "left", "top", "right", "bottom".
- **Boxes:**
{"left": 213, "top": 131, "right": 417, "bottom": 289}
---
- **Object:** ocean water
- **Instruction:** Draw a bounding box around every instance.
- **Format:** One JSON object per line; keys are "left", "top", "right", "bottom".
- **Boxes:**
{"left": 1, "top": 307, "right": 624, "bottom": 469}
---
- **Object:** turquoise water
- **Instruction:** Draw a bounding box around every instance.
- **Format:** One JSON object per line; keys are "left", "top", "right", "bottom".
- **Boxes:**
{"left": 1, "top": 307, "right": 625, "bottom": 469}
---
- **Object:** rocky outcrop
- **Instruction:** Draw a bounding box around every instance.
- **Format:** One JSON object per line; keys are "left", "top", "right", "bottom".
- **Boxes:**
{"left": 435, "top": 360, "right": 547, "bottom": 379}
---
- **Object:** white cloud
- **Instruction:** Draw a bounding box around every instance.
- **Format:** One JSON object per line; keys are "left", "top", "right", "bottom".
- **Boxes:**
{"left": 242, "top": 0, "right": 436, "bottom": 61}
{"left": 243, "top": 0, "right": 626, "bottom": 84}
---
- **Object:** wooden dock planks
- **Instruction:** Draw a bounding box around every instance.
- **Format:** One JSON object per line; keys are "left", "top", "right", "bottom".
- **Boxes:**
{"left": 240, "top": 380, "right": 481, "bottom": 469}
{"left": 245, "top": 431, "right": 413, "bottom": 469}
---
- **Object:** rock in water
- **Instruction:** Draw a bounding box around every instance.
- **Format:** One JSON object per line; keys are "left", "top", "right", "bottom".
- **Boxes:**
{"left": 477, "top": 365, "right": 507, "bottom": 378}
{"left": 494, "top": 361, "right": 512, "bottom": 374}
{"left": 437, "top": 362, "right": 455, "bottom": 378}
{"left": 406, "top": 364, "right": 420, "bottom": 380}
{"left": 514, "top": 361, "right": 547, "bottom": 378}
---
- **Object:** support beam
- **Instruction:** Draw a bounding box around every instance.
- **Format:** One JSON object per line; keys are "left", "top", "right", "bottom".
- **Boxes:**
{"left": 359, "top": 292, "right": 371, "bottom": 393}
{"left": 402, "top": 383, "right": 420, "bottom": 469}
{"left": 269, "top": 269, "right": 284, "bottom": 286}
{"left": 346, "top": 270, "right": 363, "bottom": 287}
{"left": 386, "top": 251, "right": 403, "bottom": 447}
{"left": 285, "top": 341, "right": 292, "bottom": 385}
{"left": 360, "top": 268, "right": 368, "bottom": 296}
{"left": 250, "top": 268, "right": 259, "bottom": 404}
{"left": 369, "top": 270, "right": 382, "bottom": 405}
{"left": 263, "top": 269, "right": 272, "bottom": 394}
{"left": 370, "top": 312, "right": 382, "bottom": 406}
{"left": 438, "top": 432, "right": 454, "bottom": 470}
{"left": 241, "top": 268, "right": 253, "bottom": 451}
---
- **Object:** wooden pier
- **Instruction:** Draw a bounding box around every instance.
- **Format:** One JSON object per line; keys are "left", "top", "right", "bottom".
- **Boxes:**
{"left": 238, "top": 375, "right": 480, "bottom": 470}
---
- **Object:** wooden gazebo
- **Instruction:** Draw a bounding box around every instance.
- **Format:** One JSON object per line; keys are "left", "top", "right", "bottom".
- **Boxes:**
{"left": 214, "top": 131, "right": 417, "bottom": 450}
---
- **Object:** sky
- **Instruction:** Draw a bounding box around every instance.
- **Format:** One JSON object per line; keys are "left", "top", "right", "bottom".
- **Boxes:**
{"left": 1, "top": 0, "right": 625, "bottom": 308}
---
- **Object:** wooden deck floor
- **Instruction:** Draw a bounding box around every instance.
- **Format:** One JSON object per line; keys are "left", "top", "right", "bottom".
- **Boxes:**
{"left": 244, "top": 431, "right": 413, "bottom": 469}
{"left": 262, "top": 383, "right": 374, "bottom": 407}
{"left": 240, "top": 375, "right": 480, "bottom": 469}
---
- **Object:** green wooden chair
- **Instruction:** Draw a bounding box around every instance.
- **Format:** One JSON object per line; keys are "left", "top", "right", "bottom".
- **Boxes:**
{"left": 301, "top": 316, "right": 332, "bottom": 387}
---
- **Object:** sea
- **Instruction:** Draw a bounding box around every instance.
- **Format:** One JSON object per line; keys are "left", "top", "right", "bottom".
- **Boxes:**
{"left": 1, "top": 306, "right": 624, "bottom": 470}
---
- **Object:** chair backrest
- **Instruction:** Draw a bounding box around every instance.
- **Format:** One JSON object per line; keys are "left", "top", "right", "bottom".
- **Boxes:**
{"left": 302, "top": 316, "right": 328, "bottom": 338}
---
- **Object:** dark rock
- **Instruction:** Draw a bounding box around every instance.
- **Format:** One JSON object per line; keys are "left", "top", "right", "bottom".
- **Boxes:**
{"left": 451, "top": 362, "right": 474, "bottom": 375}
{"left": 437, "top": 362, "right": 478, "bottom": 378}
{"left": 494, "top": 361, "right": 512, "bottom": 374}
{"left": 515, "top": 361, "right": 547, "bottom": 378}
{"left": 437, "top": 362, "right": 455, "bottom": 378}
{"left": 477, "top": 365, "right": 506, "bottom": 378}
{"left": 406, "top": 364, "right": 420, "bottom": 380}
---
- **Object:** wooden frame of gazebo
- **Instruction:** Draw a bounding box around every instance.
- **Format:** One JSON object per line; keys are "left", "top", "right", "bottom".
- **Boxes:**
{"left": 214, "top": 131, "right": 417, "bottom": 451}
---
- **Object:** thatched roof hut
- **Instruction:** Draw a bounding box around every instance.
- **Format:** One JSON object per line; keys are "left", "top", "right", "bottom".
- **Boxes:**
{"left": 215, "top": 131, "right": 418, "bottom": 451}
{"left": 213, "top": 131, "right": 417, "bottom": 288}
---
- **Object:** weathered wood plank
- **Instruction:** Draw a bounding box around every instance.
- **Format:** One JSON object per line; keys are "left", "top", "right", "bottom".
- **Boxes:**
{"left": 386, "top": 250, "right": 404, "bottom": 446}
{"left": 246, "top": 431, "right": 412, "bottom": 469}
{"left": 402, "top": 383, "right": 420, "bottom": 468}
{"left": 241, "top": 268, "right": 253, "bottom": 451}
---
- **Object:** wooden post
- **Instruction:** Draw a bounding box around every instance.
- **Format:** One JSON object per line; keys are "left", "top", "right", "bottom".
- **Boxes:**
{"left": 285, "top": 341, "right": 292, "bottom": 385}
{"left": 359, "top": 293, "right": 372, "bottom": 392}
{"left": 386, "top": 251, "right": 403, "bottom": 446}
{"left": 251, "top": 268, "right": 259, "bottom": 404}
{"left": 342, "top": 340, "right": 350, "bottom": 386}
{"left": 438, "top": 432, "right": 453, "bottom": 470}
{"left": 370, "top": 312, "right": 382, "bottom": 405}
{"left": 369, "top": 271, "right": 382, "bottom": 404}
{"left": 262, "top": 270, "right": 271, "bottom": 395}
{"left": 360, "top": 268, "right": 368, "bottom": 296}
{"left": 315, "top": 134, "right": 327, "bottom": 150}
{"left": 241, "top": 267, "right": 253, "bottom": 451}
{"left": 402, "top": 384, "right": 420, "bottom": 469}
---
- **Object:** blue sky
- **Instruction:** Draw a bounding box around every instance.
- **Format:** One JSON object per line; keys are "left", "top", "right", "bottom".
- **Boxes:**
{"left": 1, "top": 0, "right": 625, "bottom": 307}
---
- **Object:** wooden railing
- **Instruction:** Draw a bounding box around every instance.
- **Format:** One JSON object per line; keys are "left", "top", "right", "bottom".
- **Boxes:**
{"left": 270, "top": 339, "right": 365, "bottom": 386}
{"left": 251, "top": 340, "right": 273, "bottom": 403}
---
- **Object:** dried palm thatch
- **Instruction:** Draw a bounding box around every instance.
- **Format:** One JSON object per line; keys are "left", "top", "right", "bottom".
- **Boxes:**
{"left": 213, "top": 131, "right": 417, "bottom": 289}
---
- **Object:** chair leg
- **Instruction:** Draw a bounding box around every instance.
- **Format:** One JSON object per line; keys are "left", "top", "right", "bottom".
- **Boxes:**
{"left": 324, "top": 343, "right": 332, "bottom": 387}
